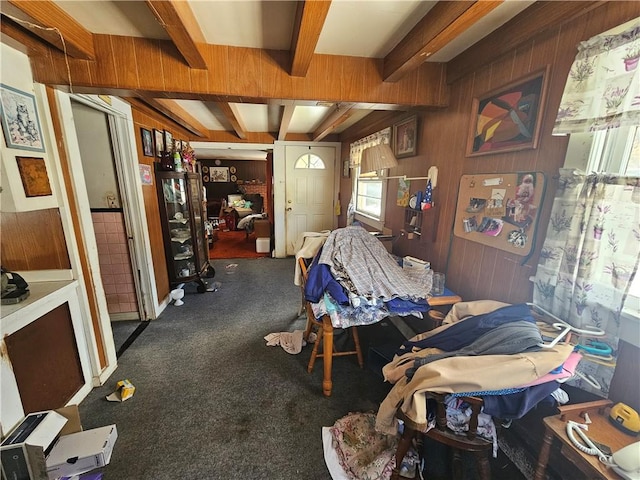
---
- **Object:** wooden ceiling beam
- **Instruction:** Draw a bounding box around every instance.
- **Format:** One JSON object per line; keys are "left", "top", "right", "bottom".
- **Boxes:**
{"left": 31, "top": 35, "right": 448, "bottom": 108}
{"left": 6, "top": 0, "right": 95, "bottom": 60}
{"left": 384, "top": 0, "right": 502, "bottom": 82}
{"left": 145, "top": 0, "right": 207, "bottom": 69}
{"left": 278, "top": 103, "right": 296, "bottom": 141}
{"left": 312, "top": 103, "right": 356, "bottom": 142}
{"left": 1, "top": 16, "right": 51, "bottom": 56}
{"left": 447, "top": 1, "right": 605, "bottom": 84}
{"left": 290, "top": 0, "right": 332, "bottom": 77}
{"left": 139, "top": 97, "right": 208, "bottom": 137}
{"left": 212, "top": 102, "right": 248, "bottom": 140}
{"left": 200, "top": 130, "right": 324, "bottom": 143}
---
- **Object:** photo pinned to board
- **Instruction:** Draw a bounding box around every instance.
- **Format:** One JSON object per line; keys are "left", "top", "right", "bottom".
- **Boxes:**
{"left": 507, "top": 229, "right": 528, "bottom": 248}
{"left": 463, "top": 216, "right": 478, "bottom": 233}
{"left": 486, "top": 189, "right": 506, "bottom": 216}
{"left": 503, "top": 172, "right": 538, "bottom": 229}
{"left": 465, "top": 198, "right": 486, "bottom": 213}
{"left": 477, "top": 217, "right": 504, "bottom": 237}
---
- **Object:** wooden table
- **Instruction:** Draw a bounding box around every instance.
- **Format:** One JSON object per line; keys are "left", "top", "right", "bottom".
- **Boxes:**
{"left": 428, "top": 287, "right": 463, "bottom": 306}
{"left": 391, "top": 286, "right": 463, "bottom": 336}
{"left": 534, "top": 400, "right": 637, "bottom": 480}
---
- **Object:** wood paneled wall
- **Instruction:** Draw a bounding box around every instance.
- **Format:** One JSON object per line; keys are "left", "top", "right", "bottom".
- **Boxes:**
{"left": 0, "top": 208, "right": 70, "bottom": 270}
{"left": 339, "top": 2, "right": 640, "bottom": 305}
{"left": 130, "top": 103, "right": 193, "bottom": 304}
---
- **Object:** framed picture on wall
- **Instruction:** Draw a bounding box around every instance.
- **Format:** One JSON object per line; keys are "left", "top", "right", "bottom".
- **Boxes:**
{"left": 16, "top": 156, "right": 52, "bottom": 196}
{"left": 466, "top": 65, "right": 550, "bottom": 157}
{"left": 210, "top": 166, "right": 229, "bottom": 182}
{"left": 393, "top": 115, "right": 417, "bottom": 158}
{"left": 0, "top": 84, "right": 45, "bottom": 152}
{"left": 140, "top": 128, "right": 153, "bottom": 157}
{"left": 164, "top": 130, "right": 173, "bottom": 153}
{"left": 153, "top": 129, "right": 164, "bottom": 156}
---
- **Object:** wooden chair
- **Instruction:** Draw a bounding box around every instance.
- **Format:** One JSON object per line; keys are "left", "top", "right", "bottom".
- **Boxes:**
{"left": 392, "top": 393, "right": 492, "bottom": 480}
{"left": 298, "top": 257, "right": 364, "bottom": 396}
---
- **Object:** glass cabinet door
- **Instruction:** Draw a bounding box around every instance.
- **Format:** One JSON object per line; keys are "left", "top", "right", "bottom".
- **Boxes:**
{"left": 187, "top": 174, "right": 208, "bottom": 272}
{"left": 160, "top": 176, "right": 196, "bottom": 280}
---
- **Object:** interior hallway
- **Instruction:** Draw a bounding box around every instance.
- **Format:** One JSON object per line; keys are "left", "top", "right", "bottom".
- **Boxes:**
{"left": 91, "top": 257, "right": 527, "bottom": 480}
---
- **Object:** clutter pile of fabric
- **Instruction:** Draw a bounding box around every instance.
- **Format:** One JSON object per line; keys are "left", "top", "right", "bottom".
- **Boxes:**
{"left": 376, "top": 300, "right": 579, "bottom": 440}
{"left": 303, "top": 226, "right": 431, "bottom": 329}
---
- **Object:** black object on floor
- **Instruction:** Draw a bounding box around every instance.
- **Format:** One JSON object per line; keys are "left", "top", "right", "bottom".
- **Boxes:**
{"left": 115, "top": 321, "right": 149, "bottom": 358}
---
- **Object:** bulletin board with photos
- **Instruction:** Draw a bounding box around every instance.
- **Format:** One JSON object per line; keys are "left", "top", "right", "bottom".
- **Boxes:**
{"left": 453, "top": 172, "right": 546, "bottom": 256}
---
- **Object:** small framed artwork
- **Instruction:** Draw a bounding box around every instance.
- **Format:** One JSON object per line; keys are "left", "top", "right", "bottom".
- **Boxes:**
{"left": 175, "top": 140, "right": 183, "bottom": 151}
{"left": 164, "top": 130, "right": 173, "bottom": 153}
{"left": 209, "top": 166, "right": 229, "bottom": 182}
{"left": 393, "top": 115, "right": 417, "bottom": 159}
{"left": 466, "top": 65, "right": 550, "bottom": 157}
{"left": 0, "top": 84, "right": 45, "bottom": 152}
{"left": 153, "top": 129, "right": 164, "bottom": 156}
{"left": 16, "top": 156, "right": 52, "bottom": 196}
{"left": 139, "top": 164, "right": 152, "bottom": 185}
{"left": 342, "top": 159, "right": 350, "bottom": 178}
{"left": 140, "top": 128, "right": 153, "bottom": 157}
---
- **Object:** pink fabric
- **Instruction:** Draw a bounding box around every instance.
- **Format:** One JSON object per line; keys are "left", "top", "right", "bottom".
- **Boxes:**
{"left": 520, "top": 351, "right": 582, "bottom": 387}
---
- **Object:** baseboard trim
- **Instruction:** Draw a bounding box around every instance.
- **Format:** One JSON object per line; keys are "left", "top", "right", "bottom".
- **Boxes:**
{"left": 111, "top": 312, "right": 140, "bottom": 321}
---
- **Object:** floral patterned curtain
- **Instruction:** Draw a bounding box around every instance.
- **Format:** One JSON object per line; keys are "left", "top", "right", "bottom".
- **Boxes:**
{"left": 533, "top": 169, "right": 640, "bottom": 397}
{"left": 554, "top": 19, "right": 640, "bottom": 134}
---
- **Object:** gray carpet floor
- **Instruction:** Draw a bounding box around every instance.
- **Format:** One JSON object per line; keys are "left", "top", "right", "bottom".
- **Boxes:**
{"left": 79, "top": 257, "right": 400, "bottom": 480}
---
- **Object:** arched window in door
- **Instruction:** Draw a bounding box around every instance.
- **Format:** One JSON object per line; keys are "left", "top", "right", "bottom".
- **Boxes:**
{"left": 294, "top": 153, "right": 325, "bottom": 169}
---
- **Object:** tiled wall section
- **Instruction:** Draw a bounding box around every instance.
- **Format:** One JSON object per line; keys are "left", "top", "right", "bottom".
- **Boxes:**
{"left": 92, "top": 211, "right": 138, "bottom": 316}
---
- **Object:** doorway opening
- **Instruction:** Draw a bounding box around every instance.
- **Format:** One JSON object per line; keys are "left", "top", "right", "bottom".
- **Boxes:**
{"left": 200, "top": 155, "right": 272, "bottom": 260}
{"left": 71, "top": 100, "right": 143, "bottom": 321}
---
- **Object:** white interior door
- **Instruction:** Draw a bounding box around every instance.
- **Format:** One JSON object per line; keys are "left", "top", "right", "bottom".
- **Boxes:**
{"left": 285, "top": 145, "right": 335, "bottom": 255}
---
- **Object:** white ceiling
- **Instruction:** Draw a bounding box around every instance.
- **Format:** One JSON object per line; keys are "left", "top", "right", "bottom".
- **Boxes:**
{"left": 44, "top": 1, "right": 535, "bottom": 142}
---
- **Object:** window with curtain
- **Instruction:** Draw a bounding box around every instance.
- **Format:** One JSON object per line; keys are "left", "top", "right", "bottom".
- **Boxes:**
{"left": 349, "top": 128, "right": 391, "bottom": 226}
{"left": 533, "top": 18, "right": 640, "bottom": 399}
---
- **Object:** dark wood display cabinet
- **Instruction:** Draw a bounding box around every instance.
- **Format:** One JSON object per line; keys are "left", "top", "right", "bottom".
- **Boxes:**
{"left": 155, "top": 169, "right": 215, "bottom": 292}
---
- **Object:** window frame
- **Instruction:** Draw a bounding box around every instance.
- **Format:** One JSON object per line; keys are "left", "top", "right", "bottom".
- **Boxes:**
{"left": 353, "top": 166, "right": 389, "bottom": 229}
{"left": 565, "top": 125, "right": 640, "bottom": 323}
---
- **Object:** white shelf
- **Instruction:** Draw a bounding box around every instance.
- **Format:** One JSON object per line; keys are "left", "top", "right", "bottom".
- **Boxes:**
{"left": 1, "top": 280, "right": 77, "bottom": 335}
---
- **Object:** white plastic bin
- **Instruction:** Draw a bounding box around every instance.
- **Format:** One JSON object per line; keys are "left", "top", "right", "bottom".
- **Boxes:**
{"left": 256, "top": 237, "right": 270, "bottom": 253}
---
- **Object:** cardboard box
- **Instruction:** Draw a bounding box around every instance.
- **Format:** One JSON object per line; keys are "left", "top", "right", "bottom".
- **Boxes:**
{"left": 256, "top": 237, "right": 270, "bottom": 253}
{"left": 253, "top": 219, "right": 270, "bottom": 238}
{"left": 46, "top": 425, "right": 117, "bottom": 479}
{"left": 1, "top": 406, "right": 81, "bottom": 480}
{"left": 402, "top": 256, "right": 430, "bottom": 271}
